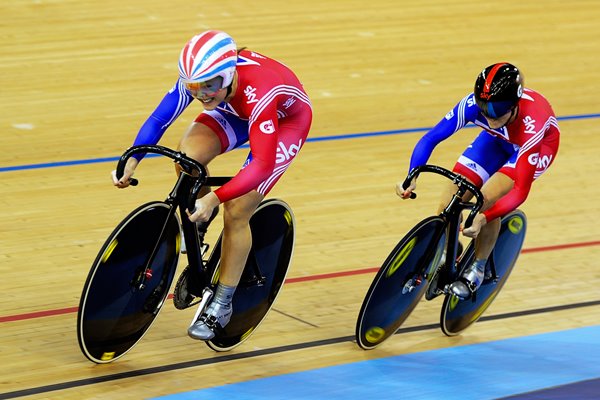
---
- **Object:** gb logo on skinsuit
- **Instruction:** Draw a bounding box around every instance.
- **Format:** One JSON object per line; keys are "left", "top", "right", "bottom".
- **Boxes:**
{"left": 528, "top": 152, "right": 540, "bottom": 167}
{"left": 260, "top": 119, "right": 275, "bottom": 134}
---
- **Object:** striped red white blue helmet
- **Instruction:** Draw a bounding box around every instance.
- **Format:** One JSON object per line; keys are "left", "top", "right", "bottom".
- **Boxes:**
{"left": 178, "top": 30, "right": 237, "bottom": 88}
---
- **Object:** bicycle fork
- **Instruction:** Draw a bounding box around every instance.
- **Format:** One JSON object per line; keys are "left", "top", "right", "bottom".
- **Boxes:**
{"left": 402, "top": 229, "right": 446, "bottom": 295}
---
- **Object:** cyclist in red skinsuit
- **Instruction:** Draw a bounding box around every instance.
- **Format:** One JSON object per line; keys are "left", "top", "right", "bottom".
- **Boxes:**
{"left": 460, "top": 88, "right": 559, "bottom": 222}
{"left": 112, "top": 30, "right": 312, "bottom": 339}
{"left": 398, "top": 63, "right": 559, "bottom": 299}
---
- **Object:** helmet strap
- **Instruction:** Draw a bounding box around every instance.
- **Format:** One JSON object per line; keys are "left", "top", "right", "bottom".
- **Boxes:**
{"left": 224, "top": 71, "right": 238, "bottom": 100}
{"left": 508, "top": 105, "right": 519, "bottom": 122}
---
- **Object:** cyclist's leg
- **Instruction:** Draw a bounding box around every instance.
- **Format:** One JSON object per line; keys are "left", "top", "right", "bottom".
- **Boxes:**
{"left": 189, "top": 108, "right": 311, "bottom": 340}
{"left": 432, "top": 145, "right": 484, "bottom": 271}
{"left": 177, "top": 110, "right": 248, "bottom": 251}
{"left": 455, "top": 175, "right": 509, "bottom": 295}
{"left": 449, "top": 132, "right": 514, "bottom": 298}
{"left": 433, "top": 132, "right": 500, "bottom": 266}
{"left": 188, "top": 190, "right": 263, "bottom": 340}
{"left": 220, "top": 191, "right": 265, "bottom": 286}
{"left": 177, "top": 114, "right": 227, "bottom": 195}
{"left": 474, "top": 136, "right": 558, "bottom": 260}
{"left": 440, "top": 209, "right": 527, "bottom": 336}
{"left": 472, "top": 172, "right": 514, "bottom": 258}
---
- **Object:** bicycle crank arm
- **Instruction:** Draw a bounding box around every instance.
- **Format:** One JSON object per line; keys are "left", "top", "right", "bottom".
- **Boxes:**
{"left": 189, "top": 287, "right": 214, "bottom": 327}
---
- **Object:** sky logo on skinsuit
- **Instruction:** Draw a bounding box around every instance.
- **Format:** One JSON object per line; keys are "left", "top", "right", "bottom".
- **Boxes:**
{"left": 523, "top": 116, "right": 537, "bottom": 134}
{"left": 259, "top": 119, "right": 275, "bottom": 134}
{"left": 250, "top": 52, "right": 266, "bottom": 59}
{"left": 276, "top": 139, "right": 302, "bottom": 164}
{"left": 244, "top": 86, "right": 259, "bottom": 104}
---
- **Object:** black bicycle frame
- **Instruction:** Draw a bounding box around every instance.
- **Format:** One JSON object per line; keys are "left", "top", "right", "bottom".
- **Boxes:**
{"left": 403, "top": 165, "right": 485, "bottom": 283}
{"left": 116, "top": 145, "right": 231, "bottom": 292}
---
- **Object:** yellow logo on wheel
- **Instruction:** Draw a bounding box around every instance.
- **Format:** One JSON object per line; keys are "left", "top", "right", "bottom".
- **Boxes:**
{"left": 100, "top": 239, "right": 118, "bottom": 264}
{"left": 386, "top": 237, "right": 417, "bottom": 277}
{"left": 448, "top": 293, "right": 460, "bottom": 310}
{"left": 283, "top": 210, "right": 292, "bottom": 225}
{"left": 508, "top": 216, "right": 523, "bottom": 234}
{"left": 100, "top": 352, "right": 115, "bottom": 361}
{"left": 241, "top": 326, "right": 255, "bottom": 341}
{"left": 365, "top": 327, "right": 385, "bottom": 343}
{"left": 175, "top": 232, "right": 181, "bottom": 254}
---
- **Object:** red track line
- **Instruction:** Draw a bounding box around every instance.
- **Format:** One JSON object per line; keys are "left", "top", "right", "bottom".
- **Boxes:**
{"left": 0, "top": 307, "right": 79, "bottom": 323}
{"left": 521, "top": 240, "right": 600, "bottom": 253}
{"left": 285, "top": 267, "right": 379, "bottom": 283}
{"left": 2, "top": 240, "right": 599, "bottom": 324}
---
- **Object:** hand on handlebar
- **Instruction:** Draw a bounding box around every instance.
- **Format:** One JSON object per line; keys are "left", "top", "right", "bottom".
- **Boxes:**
{"left": 396, "top": 178, "right": 417, "bottom": 200}
{"left": 112, "top": 157, "right": 139, "bottom": 188}
{"left": 187, "top": 192, "right": 220, "bottom": 223}
{"left": 462, "top": 213, "right": 487, "bottom": 238}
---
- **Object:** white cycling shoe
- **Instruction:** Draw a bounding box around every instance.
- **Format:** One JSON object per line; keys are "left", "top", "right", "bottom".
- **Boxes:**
{"left": 188, "top": 301, "right": 232, "bottom": 340}
{"left": 449, "top": 259, "right": 486, "bottom": 300}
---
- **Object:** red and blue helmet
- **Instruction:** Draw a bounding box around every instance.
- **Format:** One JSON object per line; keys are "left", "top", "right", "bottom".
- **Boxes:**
{"left": 178, "top": 30, "right": 237, "bottom": 89}
{"left": 474, "top": 63, "right": 523, "bottom": 118}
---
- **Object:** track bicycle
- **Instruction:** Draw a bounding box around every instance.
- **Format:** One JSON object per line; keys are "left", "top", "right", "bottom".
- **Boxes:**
{"left": 77, "top": 145, "right": 295, "bottom": 363}
{"left": 356, "top": 164, "right": 527, "bottom": 349}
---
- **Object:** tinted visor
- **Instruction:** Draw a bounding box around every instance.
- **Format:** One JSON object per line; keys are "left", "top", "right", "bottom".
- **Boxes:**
{"left": 476, "top": 98, "right": 514, "bottom": 119}
{"left": 183, "top": 76, "right": 224, "bottom": 99}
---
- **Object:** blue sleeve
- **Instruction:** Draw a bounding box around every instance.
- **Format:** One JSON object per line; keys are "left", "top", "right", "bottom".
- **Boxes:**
{"left": 408, "top": 93, "right": 479, "bottom": 172}
{"left": 132, "top": 79, "right": 195, "bottom": 160}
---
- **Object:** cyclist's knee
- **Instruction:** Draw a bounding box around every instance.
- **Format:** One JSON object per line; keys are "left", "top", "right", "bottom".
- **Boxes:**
{"left": 178, "top": 122, "right": 221, "bottom": 166}
{"left": 223, "top": 193, "right": 263, "bottom": 226}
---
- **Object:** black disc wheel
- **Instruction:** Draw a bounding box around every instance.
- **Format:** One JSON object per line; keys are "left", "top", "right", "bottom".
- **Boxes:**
{"left": 356, "top": 216, "right": 445, "bottom": 350}
{"left": 77, "top": 201, "right": 180, "bottom": 363}
{"left": 207, "top": 199, "right": 295, "bottom": 351}
{"left": 440, "top": 210, "right": 527, "bottom": 336}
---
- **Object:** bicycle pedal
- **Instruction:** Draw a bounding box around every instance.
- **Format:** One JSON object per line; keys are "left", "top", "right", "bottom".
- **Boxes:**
{"left": 189, "top": 289, "right": 214, "bottom": 327}
{"left": 442, "top": 284, "right": 453, "bottom": 295}
{"left": 174, "top": 294, "right": 201, "bottom": 310}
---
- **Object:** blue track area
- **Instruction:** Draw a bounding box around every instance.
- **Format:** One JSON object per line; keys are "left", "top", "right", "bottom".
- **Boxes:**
{"left": 152, "top": 325, "right": 600, "bottom": 400}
